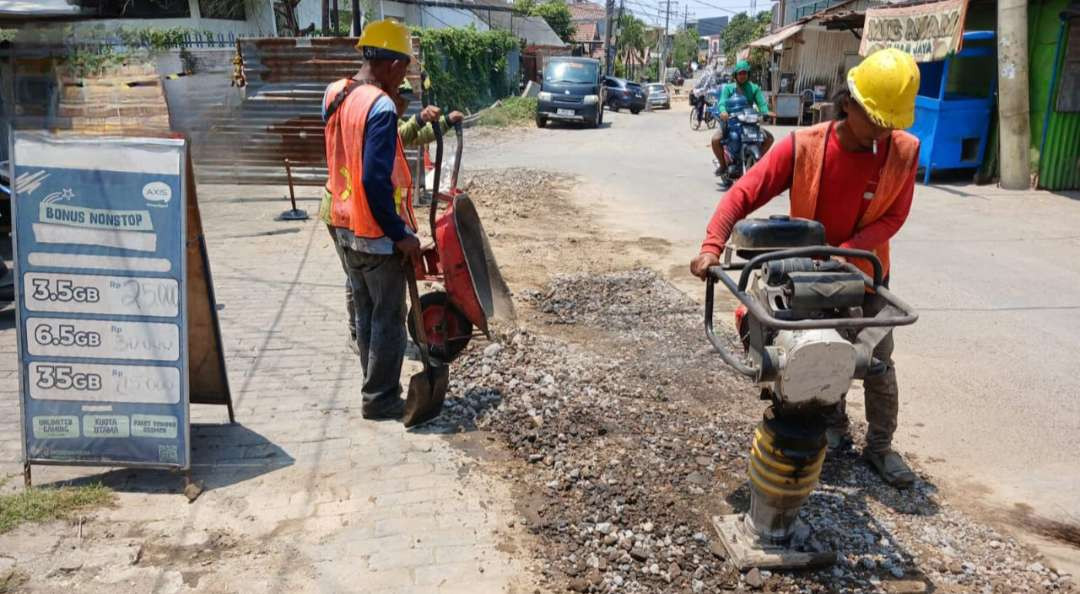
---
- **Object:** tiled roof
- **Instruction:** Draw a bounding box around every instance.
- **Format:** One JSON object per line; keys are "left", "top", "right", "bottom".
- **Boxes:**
{"left": 568, "top": 0, "right": 606, "bottom": 22}
{"left": 573, "top": 21, "right": 598, "bottom": 42}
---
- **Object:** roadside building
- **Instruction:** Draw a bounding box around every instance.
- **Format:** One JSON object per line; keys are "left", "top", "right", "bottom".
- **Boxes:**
{"left": 572, "top": 21, "right": 604, "bottom": 58}
{"left": 65, "top": 0, "right": 322, "bottom": 37}
{"left": 753, "top": 0, "right": 1079, "bottom": 189}
{"left": 696, "top": 15, "right": 729, "bottom": 36}
{"left": 747, "top": 0, "right": 876, "bottom": 101}
{"left": 703, "top": 33, "right": 724, "bottom": 63}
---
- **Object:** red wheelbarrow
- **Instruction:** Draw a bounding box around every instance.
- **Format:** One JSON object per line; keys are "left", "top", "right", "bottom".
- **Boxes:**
{"left": 409, "top": 120, "right": 514, "bottom": 362}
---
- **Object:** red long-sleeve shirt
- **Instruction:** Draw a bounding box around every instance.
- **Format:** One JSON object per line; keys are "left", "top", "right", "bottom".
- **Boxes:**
{"left": 701, "top": 130, "right": 916, "bottom": 257}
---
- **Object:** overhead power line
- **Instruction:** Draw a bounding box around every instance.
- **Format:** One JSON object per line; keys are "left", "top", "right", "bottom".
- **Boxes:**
{"left": 684, "top": 0, "right": 762, "bottom": 16}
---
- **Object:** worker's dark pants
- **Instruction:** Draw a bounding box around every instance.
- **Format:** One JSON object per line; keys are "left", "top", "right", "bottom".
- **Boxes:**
{"left": 328, "top": 225, "right": 358, "bottom": 344}
{"left": 340, "top": 245, "right": 408, "bottom": 409}
{"left": 825, "top": 290, "right": 899, "bottom": 454}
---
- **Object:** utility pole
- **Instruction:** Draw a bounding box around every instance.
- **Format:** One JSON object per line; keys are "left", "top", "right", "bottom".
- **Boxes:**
{"left": 616, "top": 0, "right": 625, "bottom": 77}
{"left": 322, "top": 0, "right": 329, "bottom": 34}
{"left": 998, "top": 0, "right": 1031, "bottom": 189}
{"left": 603, "top": 0, "right": 615, "bottom": 75}
{"left": 659, "top": 0, "right": 671, "bottom": 80}
{"left": 350, "top": 0, "right": 362, "bottom": 35}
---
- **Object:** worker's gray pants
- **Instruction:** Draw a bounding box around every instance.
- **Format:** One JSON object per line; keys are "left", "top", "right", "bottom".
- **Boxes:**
{"left": 340, "top": 245, "right": 408, "bottom": 409}
{"left": 328, "top": 225, "right": 358, "bottom": 343}
{"left": 826, "top": 291, "right": 899, "bottom": 454}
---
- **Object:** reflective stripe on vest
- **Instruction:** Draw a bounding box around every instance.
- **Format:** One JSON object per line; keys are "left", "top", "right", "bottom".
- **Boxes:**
{"left": 789, "top": 121, "right": 919, "bottom": 280}
{"left": 323, "top": 79, "right": 417, "bottom": 239}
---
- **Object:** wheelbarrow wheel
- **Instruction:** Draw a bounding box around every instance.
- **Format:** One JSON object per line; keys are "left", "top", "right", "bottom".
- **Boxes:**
{"left": 407, "top": 290, "right": 473, "bottom": 362}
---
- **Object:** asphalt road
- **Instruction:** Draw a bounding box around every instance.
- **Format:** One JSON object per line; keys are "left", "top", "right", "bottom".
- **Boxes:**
{"left": 471, "top": 104, "right": 1080, "bottom": 562}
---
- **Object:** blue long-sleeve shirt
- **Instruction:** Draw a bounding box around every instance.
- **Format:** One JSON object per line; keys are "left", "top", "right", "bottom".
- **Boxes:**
{"left": 361, "top": 96, "right": 408, "bottom": 242}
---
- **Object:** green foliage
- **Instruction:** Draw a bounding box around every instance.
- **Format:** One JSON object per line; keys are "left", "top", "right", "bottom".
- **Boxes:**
{"left": 514, "top": 0, "right": 575, "bottom": 42}
{"left": 0, "top": 484, "right": 112, "bottom": 534}
{"left": 478, "top": 96, "right": 538, "bottom": 126}
{"left": 616, "top": 14, "right": 647, "bottom": 80}
{"left": 533, "top": 1, "right": 575, "bottom": 43}
{"left": 61, "top": 25, "right": 212, "bottom": 77}
{"left": 62, "top": 49, "right": 132, "bottom": 77}
{"left": 114, "top": 25, "right": 193, "bottom": 50}
{"left": 416, "top": 27, "right": 520, "bottom": 113}
{"left": 721, "top": 10, "right": 772, "bottom": 64}
{"left": 671, "top": 26, "right": 699, "bottom": 72}
{"left": 643, "top": 62, "right": 658, "bottom": 83}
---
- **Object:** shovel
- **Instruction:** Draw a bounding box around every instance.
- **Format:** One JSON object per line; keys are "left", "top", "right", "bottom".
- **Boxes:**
{"left": 403, "top": 265, "right": 449, "bottom": 428}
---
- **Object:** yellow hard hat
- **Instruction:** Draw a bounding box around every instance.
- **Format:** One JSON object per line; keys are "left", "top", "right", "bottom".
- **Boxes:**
{"left": 847, "top": 48, "right": 920, "bottom": 129}
{"left": 357, "top": 19, "right": 412, "bottom": 61}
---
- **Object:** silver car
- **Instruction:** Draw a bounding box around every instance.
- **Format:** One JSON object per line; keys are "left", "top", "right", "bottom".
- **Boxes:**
{"left": 645, "top": 83, "right": 670, "bottom": 109}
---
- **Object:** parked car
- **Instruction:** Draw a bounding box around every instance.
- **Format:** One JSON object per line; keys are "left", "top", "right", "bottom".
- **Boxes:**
{"left": 536, "top": 56, "right": 604, "bottom": 128}
{"left": 645, "top": 83, "right": 670, "bottom": 109}
{"left": 602, "top": 77, "right": 646, "bottom": 114}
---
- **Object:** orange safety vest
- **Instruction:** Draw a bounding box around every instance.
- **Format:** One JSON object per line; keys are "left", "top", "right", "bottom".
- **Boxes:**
{"left": 323, "top": 79, "right": 417, "bottom": 238}
{"left": 789, "top": 121, "right": 919, "bottom": 281}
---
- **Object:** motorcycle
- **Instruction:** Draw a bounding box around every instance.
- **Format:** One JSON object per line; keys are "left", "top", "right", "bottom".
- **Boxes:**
{"left": 715, "top": 95, "right": 765, "bottom": 187}
{"left": 690, "top": 90, "right": 718, "bottom": 130}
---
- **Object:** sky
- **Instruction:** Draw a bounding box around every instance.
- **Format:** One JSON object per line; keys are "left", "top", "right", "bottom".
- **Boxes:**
{"left": 600, "top": 0, "right": 773, "bottom": 28}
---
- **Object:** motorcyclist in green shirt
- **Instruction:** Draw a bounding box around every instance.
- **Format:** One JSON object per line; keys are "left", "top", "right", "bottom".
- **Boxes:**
{"left": 711, "top": 60, "right": 775, "bottom": 179}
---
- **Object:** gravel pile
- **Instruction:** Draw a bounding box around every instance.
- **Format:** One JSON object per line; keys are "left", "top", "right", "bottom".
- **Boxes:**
{"left": 522, "top": 270, "right": 698, "bottom": 331}
{"left": 430, "top": 269, "right": 1073, "bottom": 593}
{"left": 463, "top": 168, "right": 571, "bottom": 223}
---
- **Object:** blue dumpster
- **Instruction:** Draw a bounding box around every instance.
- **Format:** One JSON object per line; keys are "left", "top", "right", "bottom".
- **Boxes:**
{"left": 907, "top": 31, "right": 997, "bottom": 184}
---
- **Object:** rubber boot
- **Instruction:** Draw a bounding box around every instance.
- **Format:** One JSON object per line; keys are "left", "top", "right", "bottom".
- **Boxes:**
{"left": 823, "top": 397, "right": 852, "bottom": 452}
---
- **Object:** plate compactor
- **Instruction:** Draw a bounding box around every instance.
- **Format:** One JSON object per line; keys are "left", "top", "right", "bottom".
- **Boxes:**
{"left": 703, "top": 215, "right": 919, "bottom": 570}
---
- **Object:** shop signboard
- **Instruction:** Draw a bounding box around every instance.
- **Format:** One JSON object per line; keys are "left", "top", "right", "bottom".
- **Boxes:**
{"left": 860, "top": 0, "right": 969, "bottom": 63}
{"left": 13, "top": 133, "right": 191, "bottom": 471}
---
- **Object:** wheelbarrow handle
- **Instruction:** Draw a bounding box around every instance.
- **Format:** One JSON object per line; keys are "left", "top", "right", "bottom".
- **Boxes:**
{"left": 451, "top": 120, "right": 464, "bottom": 194}
{"left": 430, "top": 111, "right": 444, "bottom": 241}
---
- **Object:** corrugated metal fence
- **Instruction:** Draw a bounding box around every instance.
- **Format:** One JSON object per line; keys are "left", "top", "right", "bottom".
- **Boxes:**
{"left": 172, "top": 38, "right": 372, "bottom": 186}
{"left": 780, "top": 27, "right": 861, "bottom": 98}
{"left": 1030, "top": 0, "right": 1080, "bottom": 191}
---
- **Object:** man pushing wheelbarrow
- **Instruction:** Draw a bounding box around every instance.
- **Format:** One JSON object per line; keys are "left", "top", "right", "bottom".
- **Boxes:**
{"left": 321, "top": 19, "right": 511, "bottom": 426}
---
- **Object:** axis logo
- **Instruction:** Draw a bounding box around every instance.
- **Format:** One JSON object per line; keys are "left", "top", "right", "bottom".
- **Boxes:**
{"left": 142, "top": 182, "right": 172, "bottom": 205}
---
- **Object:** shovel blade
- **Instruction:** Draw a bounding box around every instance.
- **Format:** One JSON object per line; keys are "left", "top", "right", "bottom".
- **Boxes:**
{"left": 403, "top": 364, "right": 449, "bottom": 428}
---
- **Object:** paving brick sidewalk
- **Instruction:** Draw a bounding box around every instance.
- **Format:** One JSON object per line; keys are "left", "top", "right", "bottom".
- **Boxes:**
{"left": 0, "top": 184, "right": 532, "bottom": 593}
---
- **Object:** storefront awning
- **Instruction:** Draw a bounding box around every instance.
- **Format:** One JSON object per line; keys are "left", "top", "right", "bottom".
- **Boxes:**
{"left": 748, "top": 24, "right": 804, "bottom": 49}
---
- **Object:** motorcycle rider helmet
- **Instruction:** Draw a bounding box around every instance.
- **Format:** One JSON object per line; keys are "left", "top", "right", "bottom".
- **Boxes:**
{"left": 733, "top": 60, "right": 751, "bottom": 75}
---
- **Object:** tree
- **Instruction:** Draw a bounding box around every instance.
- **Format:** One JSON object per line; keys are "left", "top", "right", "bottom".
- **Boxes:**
{"left": 720, "top": 10, "right": 771, "bottom": 63}
{"left": 514, "top": 0, "right": 576, "bottom": 43}
{"left": 616, "top": 13, "right": 647, "bottom": 79}
{"left": 670, "top": 26, "right": 698, "bottom": 72}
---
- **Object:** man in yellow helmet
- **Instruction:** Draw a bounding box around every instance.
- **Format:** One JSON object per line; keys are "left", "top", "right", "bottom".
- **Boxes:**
{"left": 690, "top": 48, "right": 922, "bottom": 488}
{"left": 320, "top": 19, "right": 443, "bottom": 420}
{"left": 320, "top": 42, "right": 463, "bottom": 364}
